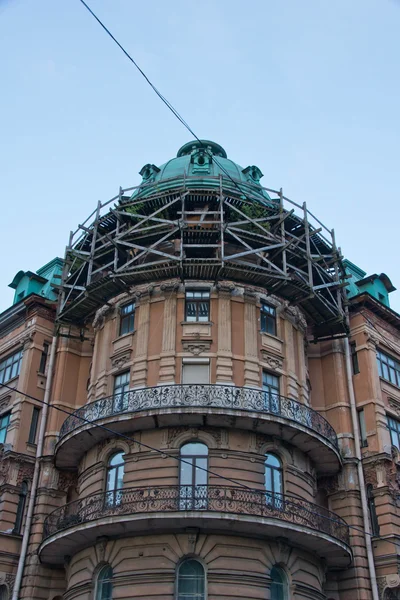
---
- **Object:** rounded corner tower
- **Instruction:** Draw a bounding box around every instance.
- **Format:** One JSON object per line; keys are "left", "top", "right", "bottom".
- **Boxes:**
{"left": 34, "top": 138, "right": 359, "bottom": 600}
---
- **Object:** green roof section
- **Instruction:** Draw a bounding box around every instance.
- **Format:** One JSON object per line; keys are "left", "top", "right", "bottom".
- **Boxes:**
{"left": 344, "top": 259, "right": 396, "bottom": 308}
{"left": 133, "top": 139, "right": 273, "bottom": 202}
{"left": 8, "top": 257, "right": 63, "bottom": 306}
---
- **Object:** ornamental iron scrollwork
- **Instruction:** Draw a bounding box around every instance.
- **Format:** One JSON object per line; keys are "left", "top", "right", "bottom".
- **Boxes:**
{"left": 42, "top": 485, "right": 350, "bottom": 548}
{"left": 58, "top": 384, "right": 338, "bottom": 449}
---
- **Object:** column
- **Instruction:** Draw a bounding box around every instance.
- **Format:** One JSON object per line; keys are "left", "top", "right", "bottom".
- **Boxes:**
{"left": 159, "top": 284, "right": 178, "bottom": 383}
{"left": 131, "top": 289, "right": 151, "bottom": 387}
{"left": 216, "top": 285, "right": 233, "bottom": 383}
{"left": 243, "top": 291, "right": 260, "bottom": 387}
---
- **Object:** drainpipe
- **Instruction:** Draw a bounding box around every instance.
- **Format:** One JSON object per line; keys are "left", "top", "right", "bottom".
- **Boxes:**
{"left": 343, "top": 322, "right": 379, "bottom": 600}
{"left": 12, "top": 334, "right": 58, "bottom": 600}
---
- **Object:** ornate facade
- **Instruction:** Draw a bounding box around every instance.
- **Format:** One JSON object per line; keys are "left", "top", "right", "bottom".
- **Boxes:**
{"left": 0, "top": 140, "right": 399, "bottom": 600}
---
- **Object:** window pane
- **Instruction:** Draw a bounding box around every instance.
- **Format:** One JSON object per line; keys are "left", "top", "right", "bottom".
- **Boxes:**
{"left": 178, "top": 560, "right": 205, "bottom": 600}
{"left": 181, "top": 443, "right": 208, "bottom": 456}
{"left": 195, "top": 458, "right": 207, "bottom": 486}
{"left": 180, "top": 459, "right": 193, "bottom": 485}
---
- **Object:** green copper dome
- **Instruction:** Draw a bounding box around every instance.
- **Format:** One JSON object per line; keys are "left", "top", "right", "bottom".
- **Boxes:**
{"left": 134, "top": 140, "right": 272, "bottom": 201}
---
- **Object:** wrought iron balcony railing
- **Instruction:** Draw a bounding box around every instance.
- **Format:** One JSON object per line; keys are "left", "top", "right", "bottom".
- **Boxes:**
{"left": 58, "top": 384, "right": 338, "bottom": 449}
{"left": 42, "top": 485, "right": 350, "bottom": 547}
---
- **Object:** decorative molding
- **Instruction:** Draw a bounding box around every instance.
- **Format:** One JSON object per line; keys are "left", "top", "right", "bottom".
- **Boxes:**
{"left": 280, "top": 303, "right": 307, "bottom": 332}
{"left": 388, "top": 398, "right": 400, "bottom": 417}
{"left": 111, "top": 350, "right": 132, "bottom": 369}
{"left": 260, "top": 350, "right": 283, "bottom": 370}
{"left": 182, "top": 341, "right": 211, "bottom": 355}
{"left": 0, "top": 396, "right": 11, "bottom": 414}
{"left": 92, "top": 304, "right": 114, "bottom": 330}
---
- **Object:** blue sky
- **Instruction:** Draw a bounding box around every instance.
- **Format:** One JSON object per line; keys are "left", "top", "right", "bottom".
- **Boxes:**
{"left": 1, "top": 0, "right": 399, "bottom": 312}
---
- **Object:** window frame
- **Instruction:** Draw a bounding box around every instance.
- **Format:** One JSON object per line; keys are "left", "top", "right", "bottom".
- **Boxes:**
{"left": 262, "top": 371, "right": 280, "bottom": 413}
{"left": 185, "top": 290, "right": 210, "bottom": 323}
{"left": 38, "top": 342, "right": 50, "bottom": 375}
{"left": 95, "top": 564, "right": 113, "bottom": 600}
{"left": 0, "top": 412, "right": 11, "bottom": 445}
{"left": 119, "top": 302, "right": 135, "bottom": 336}
{"left": 176, "top": 558, "right": 206, "bottom": 600}
{"left": 105, "top": 451, "right": 125, "bottom": 507}
{"left": 377, "top": 349, "right": 400, "bottom": 388}
{"left": 260, "top": 302, "right": 277, "bottom": 336}
{"left": 13, "top": 480, "right": 28, "bottom": 535}
{"left": 113, "top": 371, "right": 130, "bottom": 412}
{"left": 358, "top": 408, "right": 368, "bottom": 448}
{"left": 350, "top": 342, "right": 360, "bottom": 375}
{"left": 179, "top": 442, "right": 209, "bottom": 510}
{"left": 0, "top": 349, "right": 23, "bottom": 385}
{"left": 28, "top": 406, "right": 40, "bottom": 445}
{"left": 270, "top": 565, "right": 289, "bottom": 600}
{"left": 264, "top": 453, "right": 283, "bottom": 507}
{"left": 388, "top": 416, "right": 400, "bottom": 450}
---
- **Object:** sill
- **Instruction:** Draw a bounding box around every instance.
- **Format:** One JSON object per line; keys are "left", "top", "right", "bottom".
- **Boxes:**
{"left": 380, "top": 377, "right": 400, "bottom": 392}
{"left": 181, "top": 321, "right": 213, "bottom": 326}
{"left": 114, "top": 331, "right": 136, "bottom": 342}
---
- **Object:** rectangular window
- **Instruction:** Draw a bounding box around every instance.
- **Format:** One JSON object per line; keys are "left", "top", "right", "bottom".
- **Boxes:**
{"left": 185, "top": 290, "right": 210, "bottom": 322}
{"left": 28, "top": 407, "right": 40, "bottom": 444}
{"left": 263, "top": 371, "right": 280, "bottom": 413}
{"left": 358, "top": 408, "right": 368, "bottom": 447}
{"left": 377, "top": 350, "right": 400, "bottom": 388}
{"left": 113, "top": 371, "right": 130, "bottom": 412}
{"left": 260, "top": 302, "right": 277, "bottom": 336}
{"left": 182, "top": 361, "right": 210, "bottom": 384}
{"left": 0, "top": 412, "right": 11, "bottom": 444}
{"left": 38, "top": 343, "right": 49, "bottom": 374}
{"left": 0, "top": 349, "right": 23, "bottom": 384}
{"left": 388, "top": 416, "right": 400, "bottom": 450}
{"left": 351, "top": 342, "right": 360, "bottom": 375}
{"left": 119, "top": 302, "right": 135, "bottom": 336}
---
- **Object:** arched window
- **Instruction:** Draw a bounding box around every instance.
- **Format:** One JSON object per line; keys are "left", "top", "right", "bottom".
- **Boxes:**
{"left": 270, "top": 566, "right": 288, "bottom": 600}
{"left": 96, "top": 565, "right": 113, "bottom": 600}
{"left": 13, "top": 481, "right": 28, "bottom": 534}
{"left": 180, "top": 442, "right": 208, "bottom": 510}
{"left": 0, "top": 584, "right": 9, "bottom": 600}
{"left": 265, "top": 454, "right": 283, "bottom": 507}
{"left": 177, "top": 559, "right": 205, "bottom": 600}
{"left": 106, "top": 452, "right": 125, "bottom": 506}
{"left": 367, "top": 484, "right": 380, "bottom": 536}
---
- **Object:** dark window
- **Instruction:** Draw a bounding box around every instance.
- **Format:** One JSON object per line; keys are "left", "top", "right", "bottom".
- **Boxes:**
{"left": 13, "top": 481, "right": 28, "bottom": 535}
{"left": 358, "top": 408, "right": 368, "bottom": 447}
{"left": 0, "top": 413, "right": 11, "bottom": 444}
{"left": 119, "top": 302, "right": 135, "bottom": 336}
{"left": 177, "top": 559, "right": 205, "bottom": 600}
{"left": 351, "top": 342, "right": 360, "bottom": 375}
{"left": 185, "top": 290, "right": 210, "bottom": 322}
{"left": 265, "top": 454, "right": 283, "bottom": 507}
{"left": 377, "top": 350, "right": 400, "bottom": 388}
{"left": 261, "top": 302, "right": 276, "bottom": 336}
{"left": 96, "top": 565, "right": 113, "bottom": 600}
{"left": 113, "top": 372, "right": 130, "bottom": 412}
{"left": 106, "top": 452, "right": 125, "bottom": 506}
{"left": 270, "top": 565, "right": 288, "bottom": 600}
{"left": 263, "top": 371, "right": 280, "bottom": 412}
{"left": 28, "top": 407, "right": 40, "bottom": 444}
{"left": 179, "top": 442, "right": 208, "bottom": 510}
{"left": 367, "top": 484, "right": 379, "bottom": 536}
{"left": 388, "top": 416, "right": 400, "bottom": 450}
{"left": 0, "top": 349, "right": 23, "bottom": 384}
{"left": 39, "top": 343, "right": 49, "bottom": 374}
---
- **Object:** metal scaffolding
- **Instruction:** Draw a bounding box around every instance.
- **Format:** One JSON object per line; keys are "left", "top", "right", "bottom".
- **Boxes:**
{"left": 59, "top": 175, "right": 348, "bottom": 341}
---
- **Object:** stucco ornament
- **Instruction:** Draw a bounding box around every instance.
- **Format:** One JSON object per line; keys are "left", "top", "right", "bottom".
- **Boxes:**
{"left": 388, "top": 398, "right": 400, "bottom": 417}
{"left": 111, "top": 351, "right": 131, "bottom": 369}
{"left": 182, "top": 341, "right": 211, "bottom": 355}
{"left": 92, "top": 303, "right": 114, "bottom": 330}
{"left": 260, "top": 350, "right": 283, "bottom": 370}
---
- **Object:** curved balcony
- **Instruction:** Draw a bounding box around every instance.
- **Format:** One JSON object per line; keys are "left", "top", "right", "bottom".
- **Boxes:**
{"left": 39, "top": 485, "right": 352, "bottom": 568}
{"left": 55, "top": 385, "right": 341, "bottom": 474}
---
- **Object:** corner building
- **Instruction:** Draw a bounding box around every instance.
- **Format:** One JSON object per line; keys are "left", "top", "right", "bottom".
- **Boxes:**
{"left": 1, "top": 140, "right": 399, "bottom": 600}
